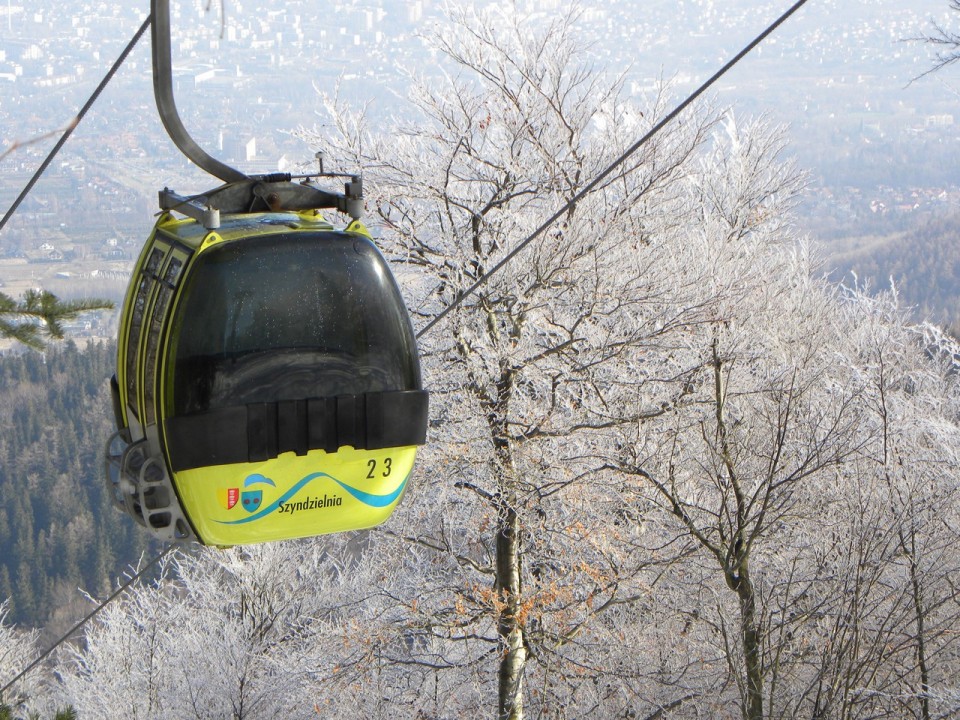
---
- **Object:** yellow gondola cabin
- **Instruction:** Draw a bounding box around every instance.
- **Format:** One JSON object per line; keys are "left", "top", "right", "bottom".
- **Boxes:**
{"left": 105, "top": 209, "right": 428, "bottom": 546}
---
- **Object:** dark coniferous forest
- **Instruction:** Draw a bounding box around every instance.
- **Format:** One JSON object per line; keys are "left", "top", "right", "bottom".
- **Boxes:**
{"left": 0, "top": 341, "right": 155, "bottom": 630}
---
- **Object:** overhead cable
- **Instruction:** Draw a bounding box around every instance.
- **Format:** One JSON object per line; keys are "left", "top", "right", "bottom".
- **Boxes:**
{"left": 0, "top": 15, "right": 152, "bottom": 236}
{"left": 416, "top": 0, "right": 811, "bottom": 340}
{"left": 0, "top": 545, "right": 174, "bottom": 698}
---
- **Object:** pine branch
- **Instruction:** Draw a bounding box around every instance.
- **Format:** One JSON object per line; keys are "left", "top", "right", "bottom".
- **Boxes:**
{"left": 0, "top": 290, "right": 113, "bottom": 349}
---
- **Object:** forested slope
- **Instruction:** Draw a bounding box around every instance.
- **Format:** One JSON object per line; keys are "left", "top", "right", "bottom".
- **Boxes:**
{"left": 0, "top": 342, "right": 155, "bottom": 629}
{"left": 827, "top": 211, "right": 960, "bottom": 332}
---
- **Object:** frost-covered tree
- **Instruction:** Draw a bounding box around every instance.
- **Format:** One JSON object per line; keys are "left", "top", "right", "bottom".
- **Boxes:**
{"left": 299, "top": 3, "right": 960, "bottom": 715}
{"left": 0, "top": 599, "right": 44, "bottom": 717}
{"left": 599, "top": 113, "right": 868, "bottom": 718}
{"left": 788, "top": 294, "right": 960, "bottom": 720}
{"left": 296, "top": 4, "right": 821, "bottom": 718}
{"left": 60, "top": 540, "right": 384, "bottom": 719}
{"left": 607, "top": 265, "right": 960, "bottom": 720}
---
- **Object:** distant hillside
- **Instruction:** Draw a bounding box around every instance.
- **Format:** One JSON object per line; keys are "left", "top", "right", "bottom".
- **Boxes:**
{"left": 824, "top": 211, "right": 960, "bottom": 333}
{"left": 0, "top": 342, "right": 156, "bottom": 633}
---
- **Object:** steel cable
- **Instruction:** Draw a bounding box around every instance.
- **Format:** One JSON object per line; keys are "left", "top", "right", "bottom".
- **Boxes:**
{"left": 0, "top": 15, "right": 152, "bottom": 236}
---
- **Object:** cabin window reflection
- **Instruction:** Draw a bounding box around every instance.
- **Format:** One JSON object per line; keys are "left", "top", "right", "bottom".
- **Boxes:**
{"left": 168, "top": 232, "right": 419, "bottom": 416}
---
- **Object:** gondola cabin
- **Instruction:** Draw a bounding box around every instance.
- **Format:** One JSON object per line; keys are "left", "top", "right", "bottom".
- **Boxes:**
{"left": 106, "top": 209, "right": 428, "bottom": 546}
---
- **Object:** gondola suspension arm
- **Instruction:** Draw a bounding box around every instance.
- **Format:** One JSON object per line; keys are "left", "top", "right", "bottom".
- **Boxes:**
{"left": 152, "top": 0, "right": 248, "bottom": 184}
{"left": 150, "top": 0, "right": 363, "bottom": 227}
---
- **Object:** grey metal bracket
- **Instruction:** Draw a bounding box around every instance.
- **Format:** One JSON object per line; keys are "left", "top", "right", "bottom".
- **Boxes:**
{"left": 104, "top": 432, "right": 196, "bottom": 543}
{"left": 159, "top": 174, "right": 364, "bottom": 229}
{"left": 158, "top": 188, "right": 221, "bottom": 228}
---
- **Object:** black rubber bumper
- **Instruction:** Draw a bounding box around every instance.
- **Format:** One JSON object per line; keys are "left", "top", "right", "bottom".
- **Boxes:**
{"left": 164, "top": 390, "right": 428, "bottom": 472}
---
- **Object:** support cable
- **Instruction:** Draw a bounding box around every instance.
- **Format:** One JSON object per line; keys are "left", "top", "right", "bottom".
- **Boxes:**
{"left": 0, "top": 15, "right": 152, "bottom": 236}
{"left": 0, "top": 545, "right": 174, "bottom": 699}
{"left": 416, "top": 0, "right": 810, "bottom": 340}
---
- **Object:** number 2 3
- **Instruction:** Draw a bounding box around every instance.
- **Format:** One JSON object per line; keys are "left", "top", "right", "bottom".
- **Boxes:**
{"left": 366, "top": 458, "right": 392, "bottom": 479}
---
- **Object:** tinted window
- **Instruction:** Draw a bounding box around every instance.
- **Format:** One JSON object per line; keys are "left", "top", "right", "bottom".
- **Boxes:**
{"left": 124, "top": 246, "right": 165, "bottom": 419}
{"left": 143, "top": 258, "right": 184, "bottom": 424}
{"left": 168, "top": 232, "right": 420, "bottom": 416}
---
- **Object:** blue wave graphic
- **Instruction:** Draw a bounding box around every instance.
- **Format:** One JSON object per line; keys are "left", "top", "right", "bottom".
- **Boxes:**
{"left": 218, "top": 471, "right": 408, "bottom": 525}
{"left": 332, "top": 478, "right": 407, "bottom": 507}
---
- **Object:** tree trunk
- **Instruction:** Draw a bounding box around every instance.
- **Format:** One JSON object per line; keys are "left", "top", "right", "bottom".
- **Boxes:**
{"left": 905, "top": 533, "right": 931, "bottom": 720}
{"left": 714, "top": 341, "right": 765, "bottom": 720}
{"left": 736, "top": 570, "right": 764, "bottom": 720}
{"left": 488, "top": 332, "right": 526, "bottom": 719}
{"left": 496, "top": 495, "right": 526, "bottom": 720}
